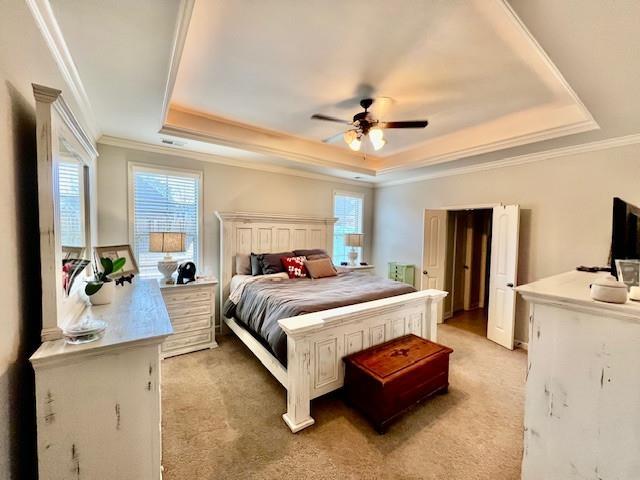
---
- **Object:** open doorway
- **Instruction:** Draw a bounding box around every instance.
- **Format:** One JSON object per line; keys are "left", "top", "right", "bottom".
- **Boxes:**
{"left": 422, "top": 205, "right": 520, "bottom": 349}
{"left": 445, "top": 209, "right": 492, "bottom": 337}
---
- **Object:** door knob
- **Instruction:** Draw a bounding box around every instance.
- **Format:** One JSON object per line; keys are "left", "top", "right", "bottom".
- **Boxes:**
{"left": 423, "top": 270, "right": 428, "bottom": 275}
{"left": 507, "top": 283, "right": 514, "bottom": 288}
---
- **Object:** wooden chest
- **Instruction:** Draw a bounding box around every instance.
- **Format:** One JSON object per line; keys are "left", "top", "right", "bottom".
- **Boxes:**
{"left": 343, "top": 334, "right": 453, "bottom": 432}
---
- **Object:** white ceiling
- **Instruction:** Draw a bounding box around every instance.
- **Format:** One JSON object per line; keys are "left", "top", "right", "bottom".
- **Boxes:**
{"left": 46, "top": 0, "right": 640, "bottom": 183}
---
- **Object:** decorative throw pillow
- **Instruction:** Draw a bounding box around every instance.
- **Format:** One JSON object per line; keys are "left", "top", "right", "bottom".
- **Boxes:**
{"left": 281, "top": 256, "right": 308, "bottom": 279}
{"left": 235, "top": 254, "right": 251, "bottom": 275}
{"left": 250, "top": 253, "right": 263, "bottom": 276}
{"left": 293, "top": 248, "right": 327, "bottom": 258}
{"left": 260, "top": 251, "right": 295, "bottom": 274}
{"left": 304, "top": 257, "right": 337, "bottom": 279}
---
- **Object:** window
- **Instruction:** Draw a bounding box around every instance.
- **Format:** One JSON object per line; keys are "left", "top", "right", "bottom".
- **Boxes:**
{"left": 130, "top": 164, "right": 202, "bottom": 278}
{"left": 57, "top": 160, "right": 85, "bottom": 247}
{"left": 333, "top": 192, "right": 364, "bottom": 264}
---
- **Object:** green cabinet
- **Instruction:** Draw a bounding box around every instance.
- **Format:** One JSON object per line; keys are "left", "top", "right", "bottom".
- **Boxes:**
{"left": 388, "top": 262, "right": 415, "bottom": 287}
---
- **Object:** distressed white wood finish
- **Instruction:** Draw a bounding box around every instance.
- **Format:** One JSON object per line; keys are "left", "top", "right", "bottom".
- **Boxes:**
{"left": 159, "top": 278, "right": 218, "bottom": 358}
{"left": 217, "top": 211, "right": 447, "bottom": 432}
{"left": 487, "top": 204, "right": 520, "bottom": 349}
{"left": 517, "top": 271, "right": 640, "bottom": 480}
{"left": 30, "top": 280, "right": 172, "bottom": 479}
{"left": 34, "top": 84, "right": 98, "bottom": 342}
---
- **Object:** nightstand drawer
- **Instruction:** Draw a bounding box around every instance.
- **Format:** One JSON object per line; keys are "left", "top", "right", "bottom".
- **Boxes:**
{"left": 162, "top": 329, "right": 212, "bottom": 353}
{"left": 165, "top": 300, "right": 212, "bottom": 319}
{"left": 162, "top": 287, "right": 211, "bottom": 306}
{"left": 171, "top": 314, "right": 212, "bottom": 334}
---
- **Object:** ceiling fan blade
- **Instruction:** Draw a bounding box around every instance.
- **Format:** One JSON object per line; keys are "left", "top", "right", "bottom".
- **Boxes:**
{"left": 380, "top": 120, "right": 429, "bottom": 129}
{"left": 311, "top": 114, "right": 351, "bottom": 124}
{"left": 322, "top": 131, "right": 345, "bottom": 144}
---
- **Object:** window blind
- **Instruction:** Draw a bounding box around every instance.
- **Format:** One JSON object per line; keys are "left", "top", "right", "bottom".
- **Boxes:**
{"left": 131, "top": 166, "right": 201, "bottom": 277}
{"left": 58, "top": 161, "right": 84, "bottom": 247}
{"left": 333, "top": 193, "right": 364, "bottom": 264}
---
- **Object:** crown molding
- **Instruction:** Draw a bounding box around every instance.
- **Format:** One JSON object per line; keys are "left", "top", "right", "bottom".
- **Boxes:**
{"left": 216, "top": 211, "right": 337, "bottom": 225}
{"left": 160, "top": 0, "right": 195, "bottom": 126}
{"left": 377, "top": 133, "right": 640, "bottom": 187}
{"left": 26, "top": 0, "right": 100, "bottom": 141}
{"left": 98, "top": 135, "right": 374, "bottom": 188}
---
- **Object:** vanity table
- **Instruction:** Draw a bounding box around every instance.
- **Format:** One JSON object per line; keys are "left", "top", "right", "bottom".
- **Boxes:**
{"left": 517, "top": 271, "right": 640, "bottom": 480}
{"left": 30, "top": 280, "right": 172, "bottom": 479}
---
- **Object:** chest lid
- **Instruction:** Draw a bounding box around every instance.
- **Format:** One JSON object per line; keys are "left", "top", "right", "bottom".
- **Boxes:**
{"left": 346, "top": 334, "right": 452, "bottom": 379}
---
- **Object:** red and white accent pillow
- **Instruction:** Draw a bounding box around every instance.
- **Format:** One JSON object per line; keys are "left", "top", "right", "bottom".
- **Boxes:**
{"left": 281, "top": 256, "right": 308, "bottom": 279}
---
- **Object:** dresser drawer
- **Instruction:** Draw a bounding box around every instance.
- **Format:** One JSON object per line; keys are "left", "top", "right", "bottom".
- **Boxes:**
{"left": 165, "top": 300, "right": 212, "bottom": 319}
{"left": 162, "top": 329, "right": 212, "bottom": 353}
{"left": 162, "top": 287, "right": 211, "bottom": 306}
{"left": 171, "top": 314, "right": 212, "bottom": 334}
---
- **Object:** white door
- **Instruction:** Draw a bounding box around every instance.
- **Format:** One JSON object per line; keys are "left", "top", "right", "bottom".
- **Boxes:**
{"left": 422, "top": 210, "right": 448, "bottom": 323}
{"left": 487, "top": 205, "right": 520, "bottom": 349}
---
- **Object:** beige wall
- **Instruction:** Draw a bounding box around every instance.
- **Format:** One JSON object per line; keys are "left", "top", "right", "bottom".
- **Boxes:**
{"left": 96, "top": 144, "right": 374, "bottom": 299}
{"left": 373, "top": 143, "right": 640, "bottom": 343}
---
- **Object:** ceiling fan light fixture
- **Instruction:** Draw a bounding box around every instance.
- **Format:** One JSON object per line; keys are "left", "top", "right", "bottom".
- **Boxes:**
{"left": 370, "top": 136, "right": 386, "bottom": 151}
{"left": 368, "top": 127, "right": 386, "bottom": 151}
{"left": 348, "top": 137, "right": 362, "bottom": 151}
{"left": 344, "top": 130, "right": 361, "bottom": 151}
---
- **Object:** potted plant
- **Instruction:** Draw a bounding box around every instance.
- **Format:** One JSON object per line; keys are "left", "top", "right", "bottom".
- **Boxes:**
{"left": 85, "top": 257, "right": 126, "bottom": 305}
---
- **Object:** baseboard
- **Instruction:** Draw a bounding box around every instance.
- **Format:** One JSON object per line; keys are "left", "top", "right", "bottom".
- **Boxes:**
{"left": 514, "top": 339, "right": 528, "bottom": 351}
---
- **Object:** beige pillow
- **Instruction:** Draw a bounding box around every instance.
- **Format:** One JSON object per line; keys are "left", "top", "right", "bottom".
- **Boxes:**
{"left": 235, "top": 254, "right": 251, "bottom": 275}
{"left": 304, "top": 257, "right": 337, "bottom": 279}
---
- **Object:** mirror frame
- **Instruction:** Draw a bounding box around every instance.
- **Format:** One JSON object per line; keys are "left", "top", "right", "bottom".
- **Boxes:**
{"left": 34, "top": 84, "right": 98, "bottom": 342}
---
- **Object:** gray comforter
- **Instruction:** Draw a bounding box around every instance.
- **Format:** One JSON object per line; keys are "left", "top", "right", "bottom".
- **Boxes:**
{"left": 225, "top": 272, "right": 416, "bottom": 366}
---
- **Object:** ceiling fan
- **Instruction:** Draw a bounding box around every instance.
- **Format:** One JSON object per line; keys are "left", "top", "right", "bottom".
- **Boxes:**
{"left": 311, "top": 98, "right": 429, "bottom": 152}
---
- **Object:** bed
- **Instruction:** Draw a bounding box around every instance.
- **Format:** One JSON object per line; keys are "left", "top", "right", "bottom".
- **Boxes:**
{"left": 216, "top": 211, "right": 446, "bottom": 432}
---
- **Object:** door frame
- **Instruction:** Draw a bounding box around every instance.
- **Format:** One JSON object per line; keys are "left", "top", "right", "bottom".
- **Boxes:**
{"left": 421, "top": 203, "right": 513, "bottom": 343}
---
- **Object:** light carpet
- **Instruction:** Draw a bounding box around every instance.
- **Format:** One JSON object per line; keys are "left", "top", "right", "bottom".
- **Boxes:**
{"left": 162, "top": 324, "right": 526, "bottom": 480}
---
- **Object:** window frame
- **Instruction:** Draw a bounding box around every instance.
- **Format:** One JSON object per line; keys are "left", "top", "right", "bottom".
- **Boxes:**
{"left": 332, "top": 189, "right": 365, "bottom": 264}
{"left": 127, "top": 162, "right": 204, "bottom": 276}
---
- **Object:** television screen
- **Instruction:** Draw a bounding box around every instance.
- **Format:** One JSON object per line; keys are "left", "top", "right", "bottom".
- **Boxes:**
{"left": 611, "top": 197, "right": 640, "bottom": 278}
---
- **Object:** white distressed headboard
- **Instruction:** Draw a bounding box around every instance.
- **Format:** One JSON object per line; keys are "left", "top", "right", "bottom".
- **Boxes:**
{"left": 215, "top": 211, "right": 337, "bottom": 308}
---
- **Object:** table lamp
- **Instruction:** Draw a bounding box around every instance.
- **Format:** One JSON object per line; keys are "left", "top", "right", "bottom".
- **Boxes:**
{"left": 344, "top": 233, "right": 364, "bottom": 266}
{"left": 149, "top": 232, "right": 186, "bottom": 283}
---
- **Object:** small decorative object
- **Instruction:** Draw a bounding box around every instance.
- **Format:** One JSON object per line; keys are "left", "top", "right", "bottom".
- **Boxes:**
{"left": 115, "top": 274, "right": 135, "bottom": 286}
{"left": 94, "top": 244, "right": 139, "bottom": 276}
{"left": 85, "top": 256, "right": 127, "bottom": 305}
{"left": 344, "top": 233, "right": 364, "bottom": 266}
{"left": 590, "top": 275, "right": 629, "bottom": 304}
{"left": 149, "top": 232, "right": 186, "bottom": 284}
{"left": 62, "top": 258, "right": 90, "bottom": 295}
{"left": 62, "top": 317, "right": 107, "bottom": 344}
{"left": 630, "top": 286, "right": 640, "bottom": 302}
{"left": 340, "top": 262, "right": 348, "bottom": 266}
{"left": 177, "top": 262, "right": 197, "bottom": 285}
{"left": 615, "top": 259, "right": 640, "bottom": 289}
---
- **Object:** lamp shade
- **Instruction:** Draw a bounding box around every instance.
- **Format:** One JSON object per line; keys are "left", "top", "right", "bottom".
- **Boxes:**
{"left": 149, "top": 232, "right": 186, "bottom": 253}
{"left": 344, "top": 233, "right": 364, "bottom": 248}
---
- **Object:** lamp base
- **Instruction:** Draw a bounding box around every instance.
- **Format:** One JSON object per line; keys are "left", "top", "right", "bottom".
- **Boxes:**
{"left": 348, "top": 249, "right": 358, "bottom": 267}
{"left": 158, "top": 258, "right": 178, "bottom": 284}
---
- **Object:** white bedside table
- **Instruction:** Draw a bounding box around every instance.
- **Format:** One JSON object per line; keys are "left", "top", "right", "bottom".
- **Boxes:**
{"left": 339, "top": 264, "right": 376, "bottom": 275}
{"left": 159, "top": 278, "right": 218, "bottom": 358}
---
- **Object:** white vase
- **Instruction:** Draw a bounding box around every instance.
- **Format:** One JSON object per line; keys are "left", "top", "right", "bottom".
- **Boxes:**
{"left": 89, "top": 280, "right": 115, "bottom": 305}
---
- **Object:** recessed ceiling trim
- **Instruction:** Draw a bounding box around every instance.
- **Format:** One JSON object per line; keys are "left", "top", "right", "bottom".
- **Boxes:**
{"left": 26, "top": 0, "right": 100, "bottom": 141}
{"left": 162, "top": 106, "right": 378, "bottom": 175}
{"left": 160, "top": 0, "right": 195, "bottom": 127}
{"left": 98, "top": 135, "right": 374, "bottom": 187}
{"left": 377, "top": 132, "right": 640, "bottom": 187}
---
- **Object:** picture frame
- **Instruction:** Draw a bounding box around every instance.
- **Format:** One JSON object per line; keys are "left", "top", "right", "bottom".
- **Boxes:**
{"left": 62, "top": 245, "right": 86, "bottom": 261}
{"left": 94, "top": 244, "right": 139, "bottom": 276}
{"left": 615, "top": 259, "right": 640, "bottom": 289}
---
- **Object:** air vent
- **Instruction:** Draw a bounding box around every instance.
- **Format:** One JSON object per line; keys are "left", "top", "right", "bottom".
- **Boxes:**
{"left": 161, "top": 138, "right": 186, "bottom": 147}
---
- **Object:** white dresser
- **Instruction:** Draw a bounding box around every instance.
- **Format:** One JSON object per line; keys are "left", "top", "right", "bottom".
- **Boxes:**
{"left": 517, "top": 271, "right": 640, "bottom": 480}
{"left": 159, "top": 278, "right": 218, "bottom": 358}
{"left": 30, "top": 280, "right": 172, "bottom": 480}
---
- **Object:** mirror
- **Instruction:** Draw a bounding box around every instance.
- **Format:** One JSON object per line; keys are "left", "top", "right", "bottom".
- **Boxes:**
{"left": 57, "top": 138, "right": 91, "bottom": 297}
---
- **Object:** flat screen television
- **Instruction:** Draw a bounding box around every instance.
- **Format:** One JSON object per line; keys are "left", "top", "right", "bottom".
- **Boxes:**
{"left": 611, "top": 197, "right": 640, "bottom": 278}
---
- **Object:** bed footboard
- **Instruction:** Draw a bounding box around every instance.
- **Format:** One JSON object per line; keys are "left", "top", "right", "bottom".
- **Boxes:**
{"left": 279, "top": 289, "right": 446, "bottom": 432}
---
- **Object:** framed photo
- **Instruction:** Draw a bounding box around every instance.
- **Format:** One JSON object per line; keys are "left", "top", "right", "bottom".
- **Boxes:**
{"left": 94, "top": 244, "right": 139, "bottom": 276}
{"left": 62, "top": 246, "right": 86, "bottom": 261}
{"left": 615, "top": 259, "right": 640, "bottom": 288}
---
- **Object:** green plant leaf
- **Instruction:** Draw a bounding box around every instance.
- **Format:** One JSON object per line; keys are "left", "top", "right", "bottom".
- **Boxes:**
{"left": 111, "top": 257, "right": 126, "bottom": 273}
{"left": 100, "top": 257, "right": 113, "bottom": 275}
{"left": 85, "top": 281, "right": 103, "bottom": 296}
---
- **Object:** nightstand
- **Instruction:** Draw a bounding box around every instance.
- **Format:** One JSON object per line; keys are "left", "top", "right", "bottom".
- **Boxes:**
{"left": 339, "top": 264, "right": 376, "bottom": 275}
{"left": 159, "top": 278, "right": 218, "bottom": 358}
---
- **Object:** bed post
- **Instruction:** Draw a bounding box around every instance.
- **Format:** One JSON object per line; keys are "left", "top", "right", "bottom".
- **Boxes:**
{"left": 282, "top": 336, "right": 314, "bottom": 433}
{"left": 427, "top": 297, "right": 439, "bottom": 342}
